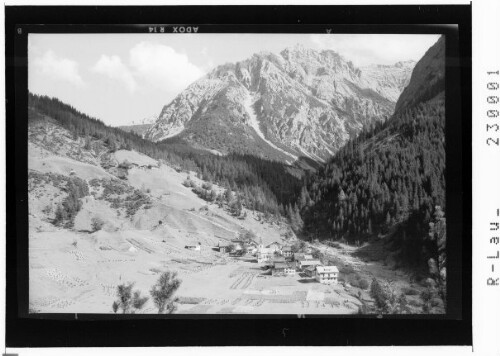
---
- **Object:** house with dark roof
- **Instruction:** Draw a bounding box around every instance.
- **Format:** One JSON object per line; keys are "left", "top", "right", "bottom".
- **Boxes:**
{"left": 216, "top": 241, "right": 227, "bottom": 253}
{"left": 296, "top": 259, "right": 322, "bottom": 270}
{"left": 271, "top": 256, "right": 286, "bottom": 265}
{"left": 304, "top": 265, "right": 317, "bottom": 277}
{"left": 185, "top": 243, "right": 201, "bottom": 251}
{"left": 231, "top": 239, "right": 244, "bottom": 251}
{"left": 272, "top": 262, "right": 296, "bottom": 276}
{"left": 293, "top": 253, "right": 313, "bottom": 261}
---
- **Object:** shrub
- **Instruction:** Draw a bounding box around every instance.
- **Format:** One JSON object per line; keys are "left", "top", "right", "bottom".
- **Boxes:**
{"left": 291, "top": 240, "right": 306, "bottom": 253}
{"left": 401, "top": 287, "right": 419, "bottom": 296}
{"left": 112, "top": 282, "right": 149, "bottom": 314}
{"left": 201, "top": 181, "right": 213, "bottom": 190}
{"left": 118, "top": 159, "right": 132, "bottom": 169}
{"left": 397, "top": 293, "right": 409, "bottom": 314}
{"left": 420, "top": 287, "right": 434, "bottom": 313}
{"left": 182, "top": 177, "right": 195, "bottom": 188}
{"left": 369, "top": 278, "right": 411, "bottom": 314}
{"left": 358, "top": 278, "right": 370, "bottom": 290}
{"left": 243, "top": 230, "right": 256, "bottom": 242}
{"left": 431, "top": 297, "right": 443, "bottom": 308}
{"left": 332, "top": 242, "right": 343, "bottom": 249}
{"left": 150, "top": 271, "right": 181, "bottom": 314}
{"left": 408, "top": 299, "right": 422, "bottom": 307}
{"left": 341, "top": 265, "right": 355, "bottom": 274}
{"left": 357, "top": 301, "right": 368, "bottom": 314}
{"left": 91, "top": 217, "right": 104, "bottom": 232}
{"left": 370, "top": 278, "right": 387, "bottom": 310}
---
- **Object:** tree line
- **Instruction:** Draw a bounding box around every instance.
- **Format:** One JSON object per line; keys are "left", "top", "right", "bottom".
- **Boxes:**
{"left": 28, "top": 93, "right": 302, "bottom": 220}
{"left": 301, "top": 93, "right": 445, "bottom": 268}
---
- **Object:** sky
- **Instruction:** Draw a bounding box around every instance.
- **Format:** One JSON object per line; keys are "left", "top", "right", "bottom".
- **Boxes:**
{"left": 28, "top": 33, "right": 441, "bottom": 127}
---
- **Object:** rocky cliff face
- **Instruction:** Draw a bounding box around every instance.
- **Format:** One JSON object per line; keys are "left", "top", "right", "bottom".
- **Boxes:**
{"left": 145, "top": 45, "right": 415, "bottom": 163}
{"left": 395, "top": 36, "right": 444, "bottom": 114}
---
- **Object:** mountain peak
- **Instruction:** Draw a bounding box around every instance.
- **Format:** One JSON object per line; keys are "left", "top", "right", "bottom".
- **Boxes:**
{"left": 394, "top": 60, "right": 417, "bottom": 68}
{"left": 145, "top": 45, "right": 416, "bottom": 163}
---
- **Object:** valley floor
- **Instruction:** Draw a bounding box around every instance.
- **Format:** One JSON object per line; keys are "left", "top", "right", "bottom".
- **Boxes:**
{"left": 27, "top": 131, "right": 439, "bottom": 315}
{"left": 29, "top": 226, "right": 362, "bottom": 314}
{"left": 29, "top": 224, "right": 433, "bottom": 314}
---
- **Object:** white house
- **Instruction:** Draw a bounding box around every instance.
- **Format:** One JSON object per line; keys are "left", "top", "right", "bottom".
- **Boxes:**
{"left": 315, "top": 266, "right": 339, "bottom": 284}
{"left": 257, "top": 247, "right": 273, "bottom": 264}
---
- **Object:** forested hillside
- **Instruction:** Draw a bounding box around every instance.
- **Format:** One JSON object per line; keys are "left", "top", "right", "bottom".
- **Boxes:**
{"left": 302, "top": 94, "right": 444, "bottom": 262}
{"left": 301, "top": 36, "right": 446, "bottom": 274}
{"left": 28, "top": 93, "right": 301, "bottom": 220}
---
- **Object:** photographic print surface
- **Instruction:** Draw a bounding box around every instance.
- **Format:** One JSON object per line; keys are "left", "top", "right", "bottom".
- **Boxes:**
{"left": 27, "top": 31, "right": 446, "bottom": 315}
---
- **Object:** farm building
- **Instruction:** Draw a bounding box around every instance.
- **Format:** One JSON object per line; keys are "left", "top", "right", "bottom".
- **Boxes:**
{"left": 231, "top": 239, "right": 244, "bottom": 250}
{"left": 282, "top": 246, "right": 293, "bottom": 259}
{"left": 315, "top": 266, "right": 339, "bottom": 284}
{"left": 272, "top": 262, "right": 296, "bottom": 276}
{"left": 261, "top": 256, "right": 286, "bottom": 268}
{"left": 216, "top": 241, "right": 227, "bottom": 253}
{"left": 246, "top": 239, "right": 259, "bottom": 247}
{"left": 271, "top": 256, "right": 286, "bottom": 265}
{"left": 293, "top": 253, "right": 313, "bottom": 261}
{"left": 185, "top": 243, "right": 201, "bottom": 251}
{"left": 303, "top": 265, "right": 317, "bottom": 277}
{"left": 296, "top": 259, "right": 321, "bottom": 270}
{"left": 229, "top": 250, "right": 245, "bottom": 257}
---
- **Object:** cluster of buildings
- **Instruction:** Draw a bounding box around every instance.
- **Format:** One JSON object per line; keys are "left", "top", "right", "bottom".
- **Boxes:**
{"left": 215, "top": 238, "right": 259, "bottom": 255}
{"left": 257, "top": 243, "right": 339, "bottom": 284}
{"left": 199, "top": 238, "right": 340, "bottom": 285}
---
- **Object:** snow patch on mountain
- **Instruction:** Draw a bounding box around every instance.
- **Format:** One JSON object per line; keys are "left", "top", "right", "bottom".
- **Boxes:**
{"left": 243, "top": 92, "right": 298, "bottom": 162}
{"left": 145, "top": 45, "right": 417, "bottom": 163}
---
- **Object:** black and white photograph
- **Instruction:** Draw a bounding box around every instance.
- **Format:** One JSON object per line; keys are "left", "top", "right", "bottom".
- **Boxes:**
{"left": 3, "top": 1, "right": 484, "bottom": 351}
{"left": 26, "top": 31, "right": 448, "bottom": 315}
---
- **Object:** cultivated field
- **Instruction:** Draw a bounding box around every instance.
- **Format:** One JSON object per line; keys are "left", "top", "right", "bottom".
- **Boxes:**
{"left": 28, "top": 123, "right": 438, "bottom": 314}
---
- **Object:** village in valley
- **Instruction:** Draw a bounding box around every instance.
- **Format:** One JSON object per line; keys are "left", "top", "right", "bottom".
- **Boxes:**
{"left": 27, "top": 34, "right": 447, "bottom": 315}
{"left": 210, "top": 239, "right": 338, "bottom": 283}
{"left": 28, "top": 120, "right": 437, "bottom": 315}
